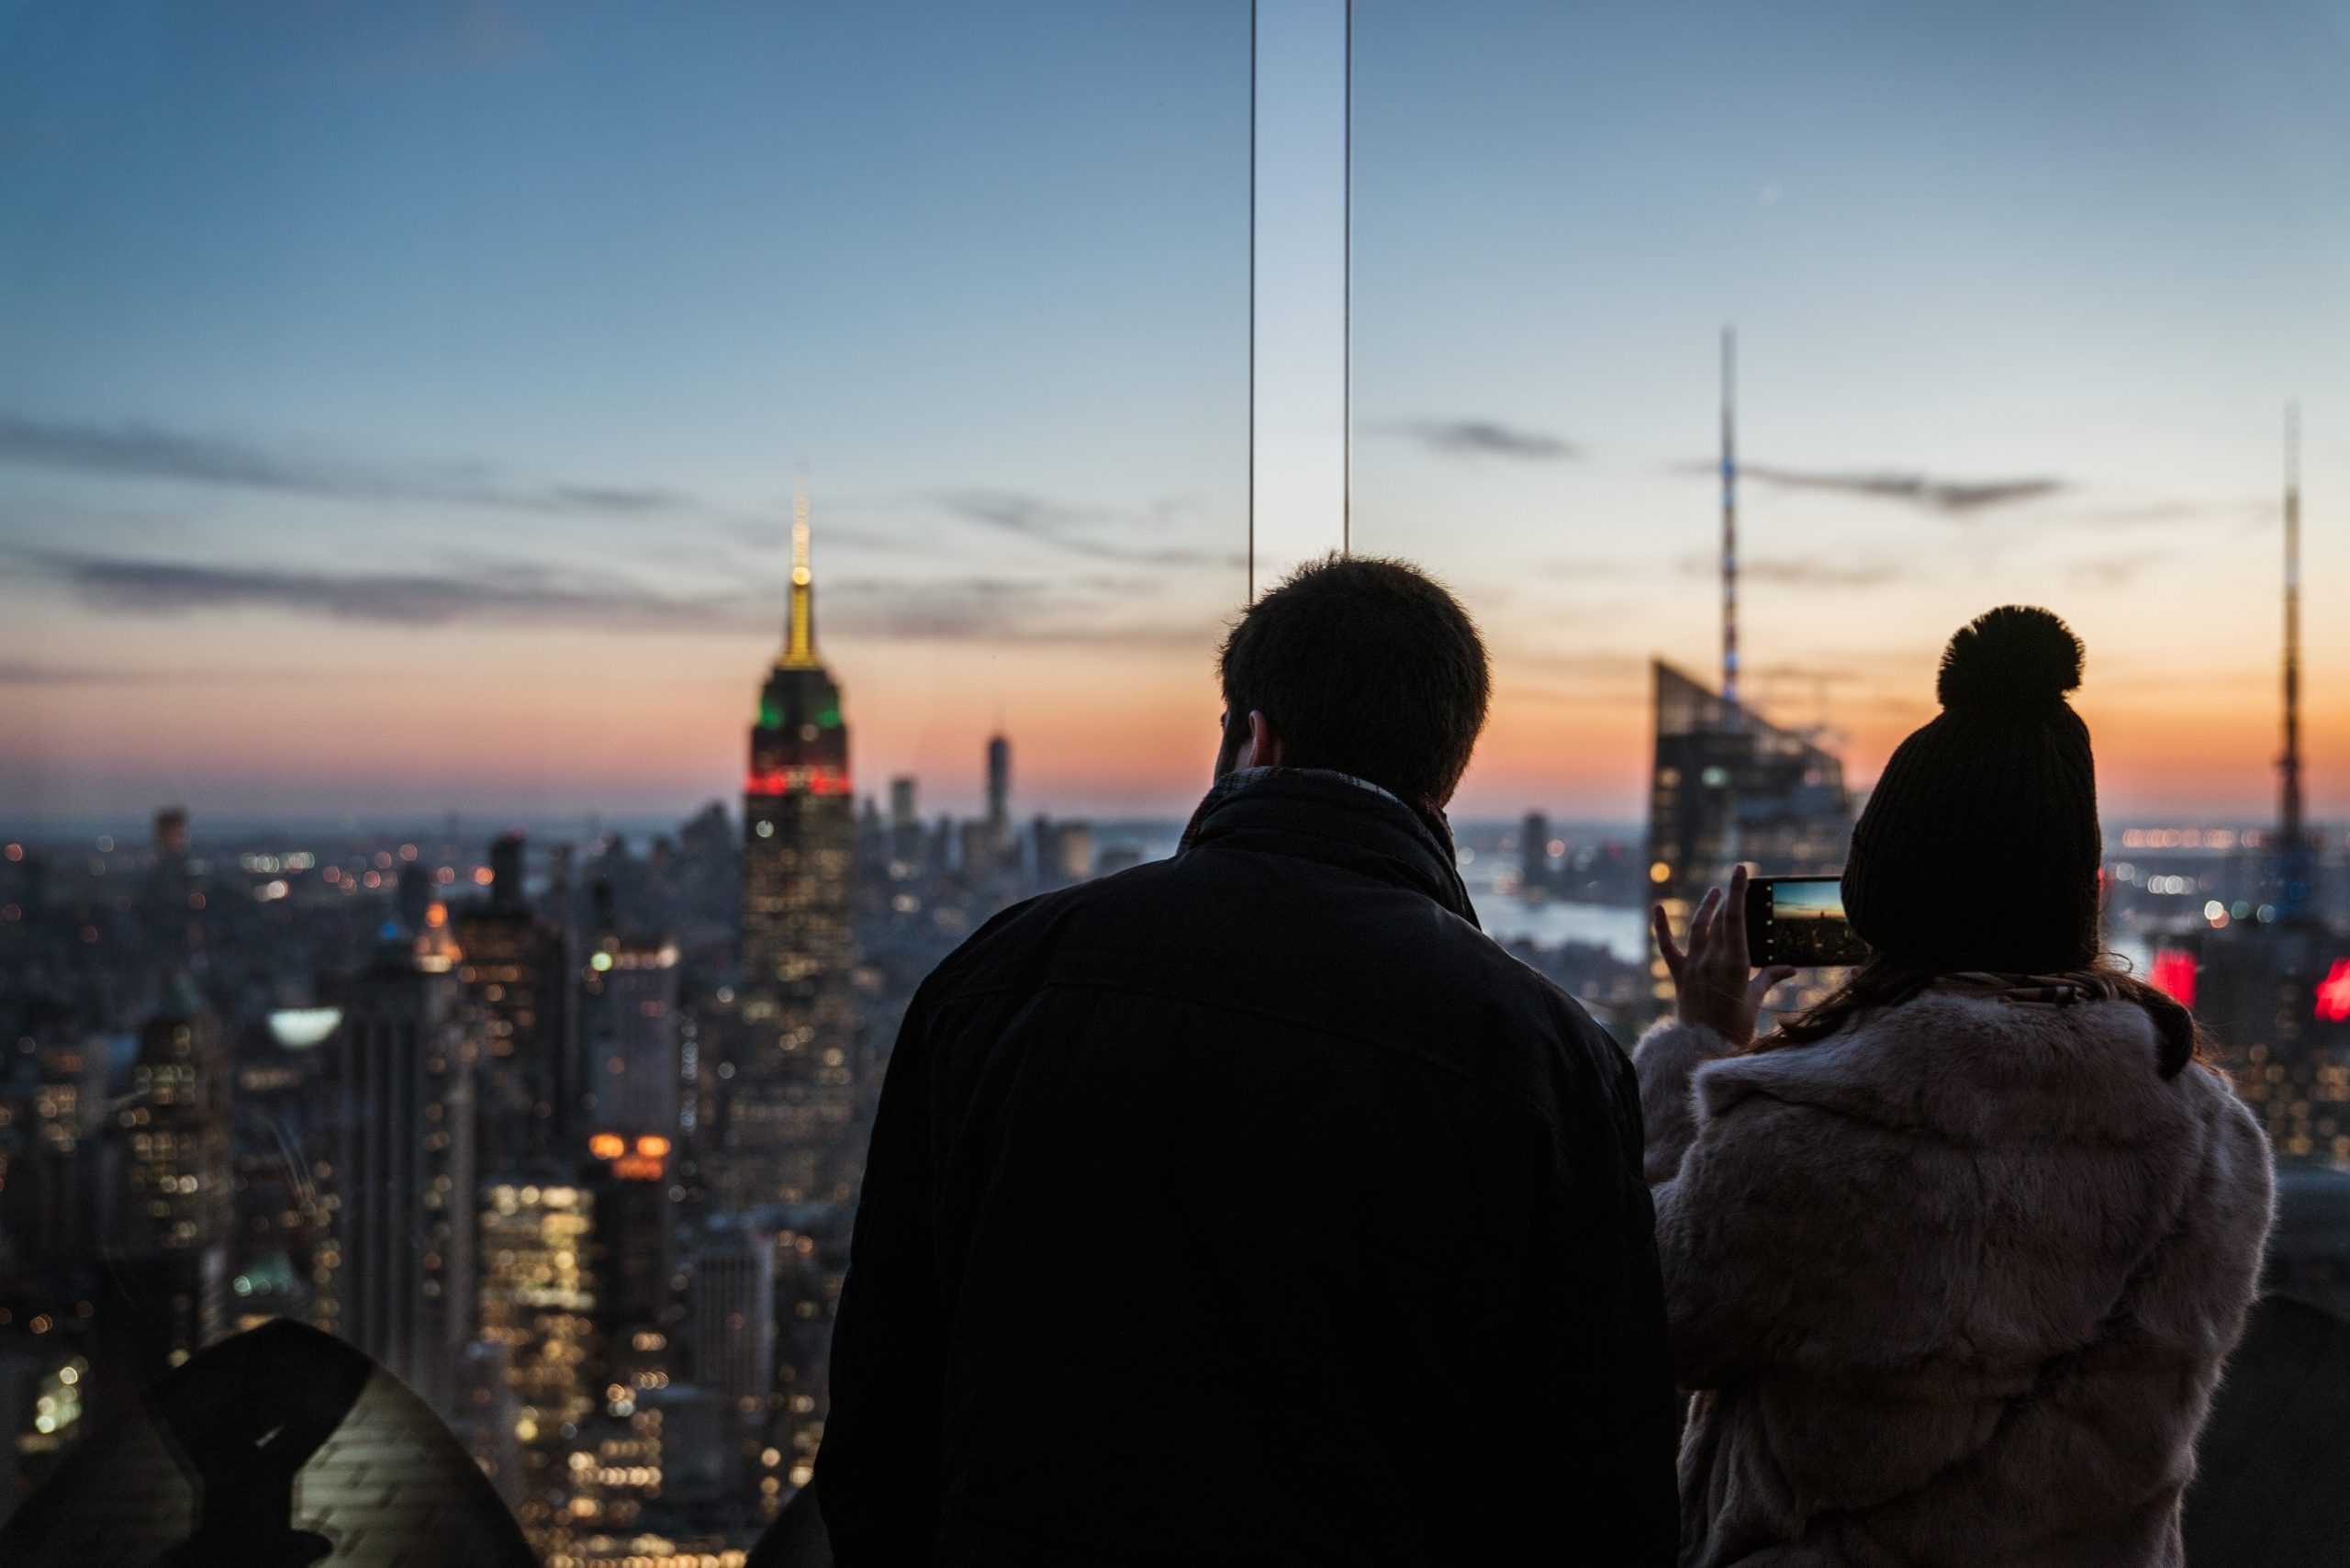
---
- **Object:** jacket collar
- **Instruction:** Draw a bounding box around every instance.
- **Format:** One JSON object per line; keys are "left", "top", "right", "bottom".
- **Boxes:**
{"left": 1178, "top": 767, "right": 1479, "bottom": 928}
{"left": 1695, "top": 988, "right": 2204, "bottom": 1147}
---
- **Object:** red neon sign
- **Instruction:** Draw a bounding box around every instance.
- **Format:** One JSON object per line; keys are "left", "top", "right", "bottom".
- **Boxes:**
{"left": 2317, "top": 959, "right": 2350, "bottom": 1025}
{"left": 2148, "top": 950, "right": 2198, "bottom": 1010}
{"left": 744, "top": 767, "right": 853, "bottom": 798}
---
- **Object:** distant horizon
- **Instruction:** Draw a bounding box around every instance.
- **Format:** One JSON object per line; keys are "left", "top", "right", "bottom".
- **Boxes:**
{"left": 6, "top": 799, "right": 2337, "bottom": 846}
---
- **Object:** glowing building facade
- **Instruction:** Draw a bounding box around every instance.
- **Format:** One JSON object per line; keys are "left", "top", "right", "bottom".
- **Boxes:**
{"left": 478, "top": 1179, "right": 599, "bottom": 1561}
{"left": 1645, "top": 662, "right": 1852, "bottom": 1017}
{"left": 324, "top": 918, "right": 478, "bottom": 1412}
{"left": 454, "top": 832, "right": 575, "bottom": 1171}
{"left": 115, "top": 980, "right": 233, "bottom": 1376}
{"left": 728, "top": 494, "right": 857, "bottom": 1209}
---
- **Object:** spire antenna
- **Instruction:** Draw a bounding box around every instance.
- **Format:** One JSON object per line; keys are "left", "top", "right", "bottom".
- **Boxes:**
{"left": 784, "top": 473, "right": 818, "bottom": 667}
{"left": 1720, "top": 325, "right": 1740, "bottom": 712}
{"left": 2278, "top": 400, "right": 2308, "bottom": 918}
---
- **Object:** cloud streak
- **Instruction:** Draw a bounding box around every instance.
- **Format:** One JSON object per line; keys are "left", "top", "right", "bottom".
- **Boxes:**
{"left": 1675, "top": 457, "right": 2064, "bottom": 515}
{"left": 1674, "top": 551, "right": 1908, "bottom": 588}
{"left": 2065, "top": 550, "right": 2168, "bottom": 588}
{"left": 822, "top": 573, "right": 1205, "bottom": 648}
{"left": 13, "top": 549, "right": 1214, "bottom": 651}
{"left": 1389, "top": 420, "right": 1579, "bottom": 461}
{"left": 930, "top": 488, "right": 1244, "bottom": 569}
{"left": 18, "top": 548, "right": 763, "bottom": 632}
{"left": 1743, "top": 465, "right": 2063, "bottom": 514}
{"left": 0, "top": 410, "right": 698, "bottom": 518}
{"left": 0, "top": 660, "right": 303, "bottom": 687}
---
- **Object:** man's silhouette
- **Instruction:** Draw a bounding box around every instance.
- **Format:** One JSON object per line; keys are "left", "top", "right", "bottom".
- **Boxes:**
{"left": 819, "top": 557, "right": 1678, "bottom": 1565}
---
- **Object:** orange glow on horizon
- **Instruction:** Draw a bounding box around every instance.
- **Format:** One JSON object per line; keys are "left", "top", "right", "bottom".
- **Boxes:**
{"left": 6, "top": 611, "right": 2345, "bottom": 822}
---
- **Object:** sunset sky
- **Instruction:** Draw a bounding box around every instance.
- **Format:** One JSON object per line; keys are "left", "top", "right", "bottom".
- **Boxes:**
{"left": 4, "top": 1, "right": 2345, "bottom": 827}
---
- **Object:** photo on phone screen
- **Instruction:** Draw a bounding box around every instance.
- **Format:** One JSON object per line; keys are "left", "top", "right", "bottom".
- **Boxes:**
{"left": 1746, "top": 875, "right": 1872, "bottom": 968}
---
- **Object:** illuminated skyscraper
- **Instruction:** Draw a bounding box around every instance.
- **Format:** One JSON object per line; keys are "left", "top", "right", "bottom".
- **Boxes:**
{"left": 568, "top": 1133, "right": 682, "bottom": 1561}
{"left": 580, "top": 930, "right": 681, "bottom": 1142}
{"left": 323, "top": 916, "right": 478, "bottom": 1412}
{"left": 1645, "top": 663, "right": 1852, "bottom": 1014}
{"left": 729, "top": 490, "right": 857, "bottom": 1208}
{"left": 111, "top": 978, "right": 233, "bottom": 1377}
{"left": 454, "top": 832, "right": 575, "bottom": 1171}
{"left": 1645, "top": 338, "right": 1852, "bottom": 1020}
{"left": 477, "top": 1178, "right": 599, "bottom": 1559}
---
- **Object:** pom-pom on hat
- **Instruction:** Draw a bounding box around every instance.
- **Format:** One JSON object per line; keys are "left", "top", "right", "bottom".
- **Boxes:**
{"left": 1842, "top": 606, "right": 2102, "bottom": 974}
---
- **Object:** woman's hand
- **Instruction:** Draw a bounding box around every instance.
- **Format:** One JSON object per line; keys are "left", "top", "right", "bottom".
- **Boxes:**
{"left": 1651, "top": 865, "right": 1797, "bottom": 1048}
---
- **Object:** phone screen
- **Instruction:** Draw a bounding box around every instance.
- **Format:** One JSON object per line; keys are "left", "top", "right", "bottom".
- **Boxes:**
{"left": 1746, "top": 875, "right": 1871, "bottom": 968}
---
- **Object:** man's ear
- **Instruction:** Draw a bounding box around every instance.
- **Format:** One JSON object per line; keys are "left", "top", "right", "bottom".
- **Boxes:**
{"left": 1246, "top": 710, "right": 1284, "bottom": 770}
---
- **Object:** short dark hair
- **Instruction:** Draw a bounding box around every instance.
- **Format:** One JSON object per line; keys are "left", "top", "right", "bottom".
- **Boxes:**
{"left": 1218, "top": 554, "right": 1491, "bottom": 806}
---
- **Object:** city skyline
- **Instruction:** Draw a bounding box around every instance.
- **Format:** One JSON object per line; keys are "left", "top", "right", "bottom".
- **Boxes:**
{"left": 4, "top": 2, "right": 2347, "bottom": 824}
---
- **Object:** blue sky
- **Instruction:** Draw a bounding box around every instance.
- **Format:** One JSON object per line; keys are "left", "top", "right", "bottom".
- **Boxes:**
{"left": 2, "top": 0, "right": 2344, "bottom": 821}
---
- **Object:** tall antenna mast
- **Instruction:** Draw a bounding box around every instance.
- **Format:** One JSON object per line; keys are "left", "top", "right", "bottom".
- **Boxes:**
{"left": 783, "top": 472, "right": 818, "bottom": 667}
{"left": 2279, "top": 401, "right": 2309, "bottom": 919}
{"left": 1721, "top": 325, "right": 1740, "bottom": 711}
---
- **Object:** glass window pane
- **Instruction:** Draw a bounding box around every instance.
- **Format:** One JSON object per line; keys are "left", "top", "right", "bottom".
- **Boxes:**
{"left": 0, "top": 5, "right": 1248, "bottom": 1558}
{"left": 1352, "top": 0, "right": 2347, "bottom": 1550}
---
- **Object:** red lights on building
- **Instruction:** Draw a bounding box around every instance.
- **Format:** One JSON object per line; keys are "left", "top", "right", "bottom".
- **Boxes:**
{"left": 744, "top": 766, "right": 853, "bottom": 798}
{"left": 2148, "top": 949, "right": 2198, "bottom": 1010}
{"left": 2317, "top": 958, "right": 2350, "bottom": 1025}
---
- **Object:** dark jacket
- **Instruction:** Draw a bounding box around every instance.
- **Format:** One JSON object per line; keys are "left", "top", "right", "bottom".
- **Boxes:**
{"left": 818, "top": 770, "right": 1679, "bottom": 1565}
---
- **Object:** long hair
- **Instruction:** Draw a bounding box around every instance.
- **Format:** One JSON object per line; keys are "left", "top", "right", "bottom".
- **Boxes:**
{"left": 1757, "top": 954, "right": 2214, "bottom": 1080}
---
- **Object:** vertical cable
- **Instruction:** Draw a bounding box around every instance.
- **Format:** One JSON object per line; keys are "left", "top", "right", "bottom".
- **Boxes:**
{"left": 1248, "top": 0, "right": 1257, "bottom": 600}
{"left": 1342, "top": 0, "right": 1351, "bottom": 556}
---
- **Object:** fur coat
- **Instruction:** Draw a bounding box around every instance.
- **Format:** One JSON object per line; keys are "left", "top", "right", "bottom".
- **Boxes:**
{"left": 1636, "top": 983, "right": 2274, "bottom": 1567}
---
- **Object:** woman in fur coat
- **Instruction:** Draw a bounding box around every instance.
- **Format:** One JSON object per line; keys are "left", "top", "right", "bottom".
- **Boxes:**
{"left": 1639, "top": 606, "right": 2274, "bottom": 1567}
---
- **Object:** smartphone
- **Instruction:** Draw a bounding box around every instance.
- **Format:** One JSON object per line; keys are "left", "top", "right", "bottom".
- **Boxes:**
{"left": 1745, "top": 875, "right": 1871, "bottom": 968}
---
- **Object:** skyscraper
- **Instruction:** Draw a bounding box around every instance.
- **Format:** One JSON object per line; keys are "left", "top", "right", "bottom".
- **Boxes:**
{"left": 322, "top": 917, "right": 478, "bottom": 1413}
{"left": 455, "top": 832, "right": 575, "bottom": 1171}
{"left": 1520, "top": 810, "right": 1552, "bottom": 897}
{"left": 151, "top": 807, "right": 188, "bottom": 863}
{"left": 987, "top": 733, "right": 1012, "bottom": 832}
{"left": 476, "top": 1178, "right": 598, "bottom": 1559}
{"left": 1645, "top": 663, "right": 1852, "bottom": 1014}
{"left": 110, "top": 978, "right": 233, "bottom": 1379}
{"left": 2195, "top": 407, "right": 2347, "bottom": 1169}
{"left": 888, "top": 776, "right": 921, "bottom": 867}
{"left": 685, "top": 1223, "right": 777, "bottom": 1427}
{"left": 729, "top": 490, "right": 858, "bottom": 1208}
{"left": 1645, "top": 337, "right": 1852, "bottom": 1020}
{"left": 577, "top": 876, "right": 681, "bottom": 1141}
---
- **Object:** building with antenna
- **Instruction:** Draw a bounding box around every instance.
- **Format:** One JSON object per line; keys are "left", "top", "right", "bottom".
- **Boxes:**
{"left": 725, "top": 488, "right": 860, "bottom": 1209}
{"left": 2188, "top": 405, "right": 2349, "bottom": 1170}
{"left": 1644, "top": 331, "right": 1852, "bottom": 1020}
{"left": 1719, "top": 325, "right": 1740, "bottom": 710}
{"left": 2276, "top": 401, "right": 2316, "bottom": 924}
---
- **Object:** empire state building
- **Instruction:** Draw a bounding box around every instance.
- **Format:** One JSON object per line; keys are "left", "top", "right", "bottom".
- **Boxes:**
{"left": 725, "top": 492, "right": 858, "bottom": 1207}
